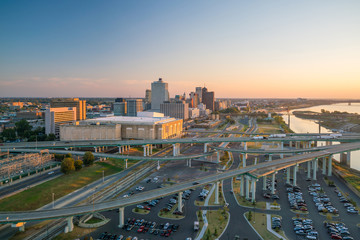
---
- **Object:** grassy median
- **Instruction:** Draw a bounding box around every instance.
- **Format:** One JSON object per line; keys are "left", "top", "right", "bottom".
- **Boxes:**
{"left": 0, "top": 158, "right": 137, "bottom": 211}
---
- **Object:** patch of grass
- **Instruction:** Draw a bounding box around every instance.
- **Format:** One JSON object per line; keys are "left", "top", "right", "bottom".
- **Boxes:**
{"left": 333, "top": 162, "right": 360, "bottom": 192}
{"left": 245, "top": 212, "right": 287, "bottom": 240}
{"left": 205, "top": 208, "right": 229, "bottom": 239}
{"left": 0, "top": 158, "right": 137, "bottom": 211}
{"left": 132, "top": 208, "right": 150, "bottom": 215}
{"left": 53, "top": 226, "right": 97, "bottom": 240}
{"left": 85, "top": 217, "right": 103, "bottom": 224}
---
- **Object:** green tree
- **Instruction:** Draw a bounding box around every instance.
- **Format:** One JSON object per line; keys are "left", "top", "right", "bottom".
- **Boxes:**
{"left": 15, "top": 119, "right": 32, "bottom": 138}
{"left": 54, "top": 154, "right": 65, "bottom": 161}
{"left": 65, "top": 153, "right": 72, "bottom": 158}
{"left": 46, "top": 133, "right": 56, "bottom": 141}
{"left": 74, "top": 159, "right": 83, "bottom": 171}
{"left": 61, "top": 158, "right": 75, "bottom": 174}
{"left": 83, "top": 151, "right": 95, "bottom": 166}
{"left": 2, "top": 128, "right": 17, "bottom": 141}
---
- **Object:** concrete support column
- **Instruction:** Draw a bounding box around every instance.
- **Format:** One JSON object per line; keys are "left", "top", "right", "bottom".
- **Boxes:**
{"left": 215, "top": 181, "right": 220, "bottom": 204}
{"left": 312, "top": 158, "right": 317, "bottom": 180}
{"left": 251, "top": 178, "right": 256, "bottom": 202}
{"left": 173, "top": 144, "right": 176, "bottom": 157}
{"left": 322, "top": 157, "right": 327, "bottom": 175}
{"left": 125, "top": 159, "right": 128, "bottom": 169}
{"left": 19, "top": 224, "right": 25, "bottom": 232}
{"left": 118, "top": 146, "right": 122, "bottom": 153}
{"left": 289, "top": 141, "right": 292, "bottom": 148}
{"left": 268, "top": 154, "right": 272, "bottom": 162}
{"left": 66, "top": 216, "right": 74, "bottom": 232}
{"left": 157, "top": 160, "right": 160, "bottom": 170}
{"left": 118, "top": 207, "right": 124, "bottom": 228}
{"left": 328, "top": 155, "right": 332, "bottom": 176}
{"left": 293, "top": 165, "right": 297, "bottom": 186}
{"left": 347, "top": 151, "right": 351, "bottom": 166}
{"left": 307, "top": 161, "right": 311, "bottom": 179}
{"left": 240, "top": 175, "right": 244, "bottom": 197}
{"left": 189, "top": 159, "right": 192, "bottom": 167}
{"left": 263, "top": 176, "right": 267, "bottom": 190}
{"left": 204, "top": 143, "right": 208, "bottom": 153}
{"left": 216, "top": 151, "right": 220, "bottom": 163}
{"left": 245, "top": 176, "right": 250, "bottom": 200}
{"left": 286, "top": 167, "right": 291, "bottom": 184}
{"left": 271, "top": 173, "right": 276, "bottom": 194}
{"left": 244, "top": 142, "right": 248, "bottom": 151}
{"left": 94, "top": 147, "right": 97, "bottom": 153}
{"left": 147, "top": 145, "right": 150, "bottom": 156}
{"left": 178, "top": 192, "right": 183, "bottom": 212}
{"left": 150, "top": 145, "right": 153, "bottom": 155}
{"left": 280, "top": 142, "right": 284, "bottom": 158}
{"left": 242, "top": 154, "right": 246, "bottom": 167}
{"left": 177, "top": 143, "right": 180, "bottom": 155}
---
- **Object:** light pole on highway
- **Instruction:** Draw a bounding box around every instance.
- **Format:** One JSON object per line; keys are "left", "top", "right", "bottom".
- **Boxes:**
{"left": 52, "top": 193, "right": 55, "bottom": 209}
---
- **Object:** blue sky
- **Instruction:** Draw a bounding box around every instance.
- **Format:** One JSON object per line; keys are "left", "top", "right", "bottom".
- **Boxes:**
{"left": 1, "top": 0, "right": 360, "bottom": 98}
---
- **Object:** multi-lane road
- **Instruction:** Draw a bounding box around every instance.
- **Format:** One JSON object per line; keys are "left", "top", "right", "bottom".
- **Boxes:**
{"left": 1, "top": 141, "right": 360, "bottom": 224}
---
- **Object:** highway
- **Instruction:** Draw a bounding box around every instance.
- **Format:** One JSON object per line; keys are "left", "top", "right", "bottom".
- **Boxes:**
{"left": 1, "top": 134, "right": 360, "bottom": 150}
{"left": 1, "top": 141, "right": 360, "bottom": 223}
{"left": 0, "top": 169, "right": 62, "bottom": 199}
{"left": 2, "top": 148, "right": 215, "bottom": 161}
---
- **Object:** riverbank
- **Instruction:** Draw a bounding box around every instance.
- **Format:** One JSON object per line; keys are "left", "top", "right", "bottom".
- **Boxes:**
{"left": 293, "top": 110, "right": 360, "bottom": 133}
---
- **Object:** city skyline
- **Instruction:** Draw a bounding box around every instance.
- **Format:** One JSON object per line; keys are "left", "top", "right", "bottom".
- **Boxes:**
{"left": 1, "top": 1, "right": 360, "bottom": 99}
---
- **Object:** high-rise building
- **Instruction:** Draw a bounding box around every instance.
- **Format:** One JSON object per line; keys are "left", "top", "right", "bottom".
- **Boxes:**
{"left": 189, "top": 92, "right": 199, "bottom": 108}
{"left": 126, "top": 99, "right": 143, "bottom": 116}
{"left": 50, "top": 98, "right": 86, "bottom": 120}
{"left": 113, "top": 98, "right": 127, "bottom": 116}
{"left": 202, "top": 88, "right": 215, "bottom": 111}
{"left": 151, "top": 78, "right": 169, "bottom": 111}
{"left": 45, "top": 107, "right": 76, "bottom": 137}
{"left": 145, "top": 89, "right": 152, "bottom": 103}
{"left": 160, "top": 101, "right": 189, "bottom": 120}
{"left": 195, "top": 87, "right": 202, "bottom": 104}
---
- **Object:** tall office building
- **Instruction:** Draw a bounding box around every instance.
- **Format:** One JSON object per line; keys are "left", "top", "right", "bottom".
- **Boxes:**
{"left": 160, "top": 101, "right": 189, "bottom": 120}
{"left": 50, "top": 98, "right": 86, "bottom": 120}
{"left": 151, "top": 78, "right": 169, "bottom": 111}
{"left": 202, "top": 87, "right": 215, "bottom": 111}
{"left": 195, "top": 87, "right": 202, "bottom": 104}
{"left": 145, "top": 89, "right": 152, "bottom": 103}
{"left": 45, "top": 107, "right": 76, "bottom": 137}
{"left": 113, "top": 98, "right": 127, "bottom": 116}
{"left": 189, "top": 92, "right": 199, "bottom": 108}
{"left": 126, "top": 99, "right": 143, "bottom": 116}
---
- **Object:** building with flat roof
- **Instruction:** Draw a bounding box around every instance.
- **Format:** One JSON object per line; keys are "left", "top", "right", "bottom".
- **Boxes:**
{"left": 127, "top": 99, "right": 143, "bottom": 116}
{"left": 202, "top": 88, "right": 215, "bottom": 111}
{"left": 60, "top": 115, "right": 183, "bottom": 140}
{"left": 113, "top": 98, "right": 127, "bottom": 116}
{"left": 160, "top": 101, "right": 189, "bottom": 120}
{"left": 45, "top": 107, "right": 76, "bottom": 137}
{"left": 151, "top": 78, "right": 169, "bottom": 111}
{"left": 50, "top": 98, "right": 86, "bottom": 120}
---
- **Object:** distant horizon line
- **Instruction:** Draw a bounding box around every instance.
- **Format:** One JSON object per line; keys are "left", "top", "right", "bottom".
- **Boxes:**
{"left": 1, "top": 97, "right": 360, "bottom": 101}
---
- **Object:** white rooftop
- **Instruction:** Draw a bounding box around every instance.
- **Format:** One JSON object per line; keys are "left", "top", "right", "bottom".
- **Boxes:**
{"left": 86, "top": 116, "right": 178, "bottom": 125}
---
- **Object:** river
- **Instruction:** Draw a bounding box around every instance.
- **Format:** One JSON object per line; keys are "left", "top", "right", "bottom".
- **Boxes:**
{"left": 283, "top": 103, "right": 360, "bottom": 171}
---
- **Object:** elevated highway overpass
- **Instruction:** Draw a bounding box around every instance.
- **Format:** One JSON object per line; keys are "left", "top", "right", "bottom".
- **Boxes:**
{"left": 1, "top": 141, "right": 360, "bottom": 224}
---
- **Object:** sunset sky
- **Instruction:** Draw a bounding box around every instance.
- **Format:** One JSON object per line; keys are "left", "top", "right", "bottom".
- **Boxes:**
{"left": 1, "top": 1, "right": 359, "bottom": 99}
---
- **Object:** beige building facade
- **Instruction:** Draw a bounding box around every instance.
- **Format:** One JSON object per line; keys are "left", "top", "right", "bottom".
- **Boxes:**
{"left": 59, "top": 116, "right": 183, "bottom": 141}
